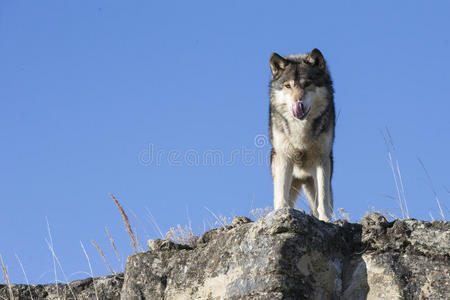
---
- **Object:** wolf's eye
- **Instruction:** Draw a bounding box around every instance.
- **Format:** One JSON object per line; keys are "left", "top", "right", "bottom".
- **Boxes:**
{"left": 284, "top": 83, "right": 291, "bottom": 89}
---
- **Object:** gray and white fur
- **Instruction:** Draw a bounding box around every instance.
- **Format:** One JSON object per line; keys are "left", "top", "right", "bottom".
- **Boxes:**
{"left": 269, "top": 49, "right": 335, "bottom": 221}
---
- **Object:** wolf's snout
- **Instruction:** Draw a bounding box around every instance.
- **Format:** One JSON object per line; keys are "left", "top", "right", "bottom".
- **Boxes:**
{"left": 295, "top": 91, "right": 304, "bottom": 102}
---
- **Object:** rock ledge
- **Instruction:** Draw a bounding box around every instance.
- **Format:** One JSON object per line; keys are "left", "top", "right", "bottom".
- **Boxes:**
{"left": 1, "top": 209, "right": 448, "bottom": 299}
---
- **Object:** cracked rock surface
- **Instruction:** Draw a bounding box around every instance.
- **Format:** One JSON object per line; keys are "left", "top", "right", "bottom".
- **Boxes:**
{"left": 2, "top": 209, "right": 449, "bottom": 299}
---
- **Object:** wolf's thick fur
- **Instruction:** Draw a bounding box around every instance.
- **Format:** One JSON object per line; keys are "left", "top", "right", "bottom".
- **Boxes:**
{"left": 269, "top": 49, "right": 335, "bottom": 221}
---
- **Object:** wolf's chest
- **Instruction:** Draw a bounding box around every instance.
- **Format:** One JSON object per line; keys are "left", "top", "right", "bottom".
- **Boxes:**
{"left": 284, "top": 119, "right": 314, "bottom": 149}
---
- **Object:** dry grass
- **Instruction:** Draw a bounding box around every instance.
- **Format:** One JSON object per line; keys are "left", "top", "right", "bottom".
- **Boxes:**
{"left": 15, "top": 254, "right": 33, "bottom": 300}
{"left": 381, "top": 128, "right": 447, "bottom": 221}
{"left": 105, "top": 227, "right": 123, "bottom": 270}
{"left": 45, "top": 217, "right": 59, "bottom": 298}
{"left": 89, "top": 195, "right": 150, "bottom": 277}
{"left": 145, "top": 207, "right": 165, "bottom": 239}
{"left": 131, "top": 211, "right": 151, "bottom": 243}
{"left": 418, "top": 158, "right": 446, "bottom": 220}
{"left": 337, "top": 208, "right": 351, "bottom": 222}
{"left": 370, "top": 206, "right": 400, "bottom": 221}
{"left": 80, "top": 242, "right": 99, "bottom": 300}
{"left": 0, "top": 253, "right": 14, "bottom": 300}
{"left": 166, "top": 224, "right": 197, "bottom": 247}
{"left": 45, "top": 218, "right": 78, "bottom": 300}
{"left": 145, "top": 205, "right": 236, "bottom": 248}
{"left": 45, "top": 240, "right": 77, "bottom": 300}
{"left": 164, "top": 206, "right": 241, "bottom": 247}
{"left": 249, "top": 207, "right": 272, "bottom": 220}
{"left": 204, "top": 207, "right": 231, "bottom": 227}
{"left": 382, "top": 128, "right": 409, "bottom": 219}
{"left": 90, "top": 241, "right": 114, "bottom": 275}
{"left": 135, "top": 231, "right": 142, "bottom": 253}
{"left": 110, "top": 194, "right": 137, "bottom": 253}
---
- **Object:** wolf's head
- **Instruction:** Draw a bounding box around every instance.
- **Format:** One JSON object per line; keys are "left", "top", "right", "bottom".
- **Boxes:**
{"left": 270, "top": 49, "right": 333, "bottom": 120}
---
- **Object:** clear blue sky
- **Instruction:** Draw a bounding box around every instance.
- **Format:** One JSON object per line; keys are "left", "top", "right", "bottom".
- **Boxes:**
{"left": 1, "top": 1, "right": 449, "bottom": 283}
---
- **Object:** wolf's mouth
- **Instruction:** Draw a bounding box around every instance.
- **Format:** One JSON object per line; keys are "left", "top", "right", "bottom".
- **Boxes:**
{"left": 292, "top": 101, "right": 310, "bottom": 120}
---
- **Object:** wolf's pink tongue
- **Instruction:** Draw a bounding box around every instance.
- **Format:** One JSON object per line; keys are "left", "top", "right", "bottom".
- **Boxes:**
{"left": 292, "top": 102, "right": 304, "bottom": 118}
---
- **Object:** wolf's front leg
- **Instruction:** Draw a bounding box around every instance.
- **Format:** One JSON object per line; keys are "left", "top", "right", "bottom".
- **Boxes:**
{"left": 315, "top": 157, "right": 333, "bottom": 221}
{"left": 271, "top": 151, "right": 293, "bottom": 209}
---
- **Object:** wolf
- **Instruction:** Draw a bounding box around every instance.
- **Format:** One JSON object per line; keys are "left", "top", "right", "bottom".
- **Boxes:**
{"left": 269, "top": 49, "right": 335, "bottom": 221}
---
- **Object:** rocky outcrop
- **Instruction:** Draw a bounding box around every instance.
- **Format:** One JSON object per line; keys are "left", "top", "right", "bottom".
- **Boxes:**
{"left": 1, "top": 209, "right": 449, "bottom": 299}
{"left": 357, "top": 213, "right": 449, "bottom": 299}
{"left": 121, "top": 209, "right": 449, "bottom": 299}
{"left": 0, "top": 274, "right": 123, "bottom": 300}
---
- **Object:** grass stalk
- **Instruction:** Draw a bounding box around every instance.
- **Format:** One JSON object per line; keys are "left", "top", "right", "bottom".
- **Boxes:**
{"left": 45, "top": 217, "right": 59, "bottom": 298}
{"left": 145, "top": 207, "right": 164, "bottom": 239}
{"left": 131, "top": 211, "right": 150, "bottom": 242}
{"left": 44, "top": 237, "right": 77, "bottom": 300}
{"left": 80, "top": 242, "right": 99, "bottom": 300}
{"left": 110, "top": 194, "right": 137, "bottom": 253}
{"left": 0, "top": 254, "right": 14, "bottom": 300}
{"left": 105, "top": 227, "right": 123, "bottom": 270}
{"left": 204, "top": 206, "right": 226, "bottom": 227}
{"left": 382, "top": 128, "right": 408, "bottom": 219}
{"left": 90, "top": 241, "right": 114, "bottom": 275}
{"left": 15, "top": 254, "right": 33, "bottom": 300}
{"left": 396, "top": 160, "right": 409, "bottom": 218}
{"left": 418, "top": 158, "right": 445, "bottom": 220}
{"left": 135, "top": 231, "right": 142, "bottom": 253}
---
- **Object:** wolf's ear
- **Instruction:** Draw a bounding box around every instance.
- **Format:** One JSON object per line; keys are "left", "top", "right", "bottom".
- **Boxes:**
{"left": 306, "top": 48, "right": 326, "bottom": 71}
{"left": 270, "top": 53, "right": 288, "bottom": 77}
